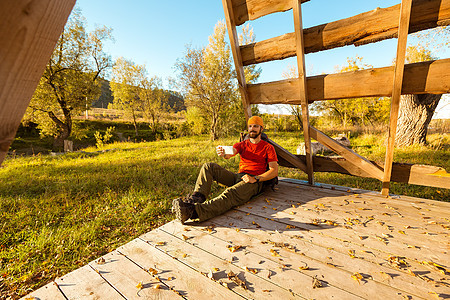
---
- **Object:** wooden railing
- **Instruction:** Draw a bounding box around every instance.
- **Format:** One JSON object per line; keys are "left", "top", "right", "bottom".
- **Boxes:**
{"left": 223, "top": 0, "right": 450, "bottom": 194}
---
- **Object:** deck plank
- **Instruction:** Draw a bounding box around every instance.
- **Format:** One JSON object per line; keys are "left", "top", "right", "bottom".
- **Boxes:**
{"left": 160, "top": 221, "right": 363, "bottom": 300}
{"left": 139, "top": 226, "right": 300, "bottom": 299}
{"left": 117, "top": 237, "right": 244, "bottom": 299}
{"left": 208, "top": 212, "right": 450, "bottom": 299}
{"left": 20, "top": 281, "right": 66, "bottom": 300}
{"left": 88, "top": 250, "right": 179, "bottom": 300}
{"left": 54, "top": 264, "right": 124, "bottom": 299}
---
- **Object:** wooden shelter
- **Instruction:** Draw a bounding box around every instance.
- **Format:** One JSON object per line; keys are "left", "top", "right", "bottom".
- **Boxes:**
{"left": 2, "top": 1, "right": 447, "bottom": 299}
{"left": 222, "top": 0, "right": 450, "bottom": 195}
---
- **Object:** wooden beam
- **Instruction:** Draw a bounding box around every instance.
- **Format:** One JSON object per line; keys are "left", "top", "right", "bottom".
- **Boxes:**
{"left": 278, "top": 155, "right": 450, "bottom": 190}
{"left": 240, "top": 0, "right": 450, "bottom": 66}
{"left": 267, "top": 139, "right": 307, "bottom": 173}
{"left": 231, "top": 0, "right": 310, "bottom": 26}
{"left": 309, "top": 126, "right": 384, "bottom": 180}
{"left": 0, "top": 0, "right": 76, "bottom": 166}
{"left": 247, "top": 58, "right": 450, "bottom": 104}
{"left": 382, "top": 0, "right": 413, "bottom": 195}
{"left": 222, "top": 0, "right": 252, "bottom": 120}
{"left": 292, "top": 0, "right": 313, "bottom": 184}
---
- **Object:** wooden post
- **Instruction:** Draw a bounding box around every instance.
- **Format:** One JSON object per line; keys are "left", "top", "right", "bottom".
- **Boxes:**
{"left": 0, "top": 0, "right": 76, "bottom": 166}
{"left": 292, "top": 0, "right": 314, "bottom": 184}
{"left": 381, "top": 0, "right": 413, "bottom": 195}
{"left": 222, "top": 0, "right": 252, "bottom": 121}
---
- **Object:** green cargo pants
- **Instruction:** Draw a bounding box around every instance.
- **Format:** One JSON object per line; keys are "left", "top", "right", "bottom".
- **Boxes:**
{"left": 193, "top": 162, "right": 264, "bottom": 222}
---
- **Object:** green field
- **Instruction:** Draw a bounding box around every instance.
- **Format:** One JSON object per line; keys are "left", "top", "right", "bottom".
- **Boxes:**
{"left": 0, "top": 132, "right": 448, "bottom": 298}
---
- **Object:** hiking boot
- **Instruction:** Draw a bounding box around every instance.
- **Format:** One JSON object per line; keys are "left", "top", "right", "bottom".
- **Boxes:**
{"left": 172, "top": 198, "right": 195, "bottom": 224}
{"left": 185, "top": 192, "right": 206, "bottom": 204}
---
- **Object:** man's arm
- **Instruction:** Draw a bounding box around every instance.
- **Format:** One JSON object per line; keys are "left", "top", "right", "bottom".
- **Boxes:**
{"left": 242, "top": 161, "right": 278, "bottom": 184}
{"left": 216, "top": 146, "right": 237, "bottom": 159}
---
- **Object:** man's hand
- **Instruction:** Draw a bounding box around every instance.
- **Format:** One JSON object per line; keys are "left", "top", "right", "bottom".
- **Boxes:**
{"left": 242, "top": 174, "right": 257, "bottom": 183}
{"left": 216, "top": 146, "right": 225, "bottom": 157}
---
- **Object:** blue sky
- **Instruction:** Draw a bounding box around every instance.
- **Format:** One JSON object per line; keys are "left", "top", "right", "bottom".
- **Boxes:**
{"left": 76, "top": 0, "right": 449, "bottom": 118}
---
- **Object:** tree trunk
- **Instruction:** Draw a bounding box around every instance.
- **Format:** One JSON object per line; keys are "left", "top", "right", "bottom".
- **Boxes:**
{"left": 210, "top": 115, "right": 218, "bottom": 141}
{"left": 395, "top": 94, "right": 441, "bottom": 147}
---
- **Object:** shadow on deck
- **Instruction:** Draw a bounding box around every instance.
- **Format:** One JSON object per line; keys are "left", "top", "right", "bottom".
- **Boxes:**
{"left": 23, "top": 179, "right": 450, "bottom": 299}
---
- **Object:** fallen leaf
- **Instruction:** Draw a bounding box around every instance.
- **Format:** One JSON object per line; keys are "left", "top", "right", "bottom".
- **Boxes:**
{"left": 182, "top": 253, "right": 187, "bottom": 258}
{"left": 292, "top": 204, "right": 296, "bottom": 208}
{"left": 227, "top": 271, "right": 247, "bottom": 289}
{"left": 398, "top": 230, "right": 406, "bottom": 235}
{"left": 136, "top": 281, "right": 143, "bottom": 289}
{"left": 182, "top": 234, "right": 189, "bottom": 241}
{"left": 245, "top": 266, "right": 258, "bottom": 274}
{"left": 227, "top": 245, "right": 242, "bottom": 253}
{"left": 212, "top": 267, "right": 219, "bottom": 272}
{"left": 299, "top": 262, "right": 309, "bottom": 270}
{"left": 270, "top": 249, "right": 280, "bottom": 257}
{"left": 97, "top": 257, "right": 106, "bottom": 265}
{"left": 286, "top": 225, "right": 295, "bottom": 229}
{"left": 168, "top": 277, "right": 174, "bottom": 280}
{"left": 348, "top": 250, "right": 356, "bottom": 258}
{"left": 351, "top": 272, "right": 363, "bottom": 284}
{"left": 235, "top": 228, "right": 240, "bottom": 232}
{"left": 156, "top": 241, "right": 166, "bottom": 246}
{"left": 312, "top": 276, "right": 323, "bottom": 288}
{"left": 262, "top": 289, "right": 271, "bottom": 292}
{"left": 153, "top": 283, "right": 161, "bottom": 289}
{"left": 148, "top": 267, "right": 158, "bottom": 275}
{"left": 267, "top": 269, "right": 272, "bottom": 279}
{"left": 380, "top": 271, "right": 392, "bottom": 280}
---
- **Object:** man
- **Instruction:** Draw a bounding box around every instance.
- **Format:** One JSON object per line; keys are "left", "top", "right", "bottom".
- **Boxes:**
{"left": 172, "top": 116, "right": 278, "bottom": 224}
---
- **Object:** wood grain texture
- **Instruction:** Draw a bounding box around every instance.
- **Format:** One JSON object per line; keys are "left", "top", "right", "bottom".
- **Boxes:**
{"left": 382, "top": 0, "right": 413, "bottom": 195}
{"left": 223, "top": 0, "right": 252, "bottom": 120}
{"left": 277, "top": 154, "right": 450, "bottom": 189}
{"left": 292, "top": 0, "right": 314, "bottom": 184}
{"left": 247, "top": 58, "right": 450, "bottom": 104}
{"left": 240, "top": 0, "right": 450, "bottom": 65}
{"left": 0, "top": 0, "right": 76, "bottom": 166}
{"left": 231, "top": 0, "right": 310, "bottom": 26}
{"left": 309, "top": 126, "right": 384, "bottom": 180}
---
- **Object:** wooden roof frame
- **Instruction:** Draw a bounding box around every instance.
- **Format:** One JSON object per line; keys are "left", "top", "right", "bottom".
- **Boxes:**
{"left": 222, "top": 0, "right": 450, "bottom": 193}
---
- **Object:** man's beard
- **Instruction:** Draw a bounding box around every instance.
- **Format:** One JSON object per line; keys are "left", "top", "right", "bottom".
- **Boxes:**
{"left": 249, "top": 130, "right": 261, "bottom": 138}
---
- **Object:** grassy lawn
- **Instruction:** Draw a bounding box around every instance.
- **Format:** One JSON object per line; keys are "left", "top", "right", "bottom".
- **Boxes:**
{"left": 0, "top": 132, "right": 448, "bottom": 298}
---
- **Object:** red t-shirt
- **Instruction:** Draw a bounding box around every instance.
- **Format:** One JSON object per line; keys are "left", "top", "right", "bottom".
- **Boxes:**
{"left": 233, "top": 140, "right": 278, "bottom": 176}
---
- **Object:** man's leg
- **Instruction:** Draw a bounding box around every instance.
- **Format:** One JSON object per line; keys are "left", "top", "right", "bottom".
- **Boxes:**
{"left": 194, "top": 162, "right": 236, "bottom": 198}
{"left": 194, "top": 180, "right": 263, "bottom": 222}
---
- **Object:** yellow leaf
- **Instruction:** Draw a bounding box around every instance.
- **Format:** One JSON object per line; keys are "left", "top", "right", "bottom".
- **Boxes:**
{"left": 398, "top": 230, "right": 406, "bottom": 235}
{"left": 155, "top": 241, "right": 166, "bottom": 246}
{"left": 136, "top": 281, "right": 143, "bottom": 289}
{"left": 351, "top": 272, "right": 363, "bottom": 284}
{"left": 182, "top": 234, "right": 189, "bottom": 241}
{"left": 292, "top": 204, "right": 296, "bottom": 208}
{"left": 182, "top": 253, "right": 187, "bottom": 258}
{"left": 227, "top": 245, "right": 242, "bottom": 253}
{"left": 168, "top": 277, "right": 174, "bottom": 280}
{"left": 148, "top": 268, "right": 158, "bottom": 275}
{"left": 348, "top": 250, "right": 356, "bottom": 258}
{"left": 235, "top": 228, "right": 240, "bottom": 232}
{"left": 270, "top": 249, "right": 280, "bottom": 257}
{"left": 245, "top": 266, "right": 258, "bottom": 274}
{"left": 286, "top": 225, "right": 295, "bottom": 229}
{"left": 299, "top": 262, "right": 309, "bottom": 270}
{"left": 312, "top": 276, "right": 322, "bottom": 288}
{"left": 289, "top": 211, "right": 296, "bottom": 215}
{"left": 153, "top": 283, "right": 161, "bottom": 289}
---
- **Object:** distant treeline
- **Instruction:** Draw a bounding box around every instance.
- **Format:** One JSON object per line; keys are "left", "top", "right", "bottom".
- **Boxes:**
{"left": 92, "top": 79, "right": 185, "bottom": 112}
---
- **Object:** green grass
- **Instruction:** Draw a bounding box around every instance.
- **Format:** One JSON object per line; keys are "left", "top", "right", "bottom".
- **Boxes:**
{"left": 0, "top": 132, "right": 448, "bottom": 298}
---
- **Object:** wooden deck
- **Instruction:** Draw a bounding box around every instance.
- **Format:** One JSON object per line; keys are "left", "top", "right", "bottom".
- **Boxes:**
{"left": 23, "top": 179, "right": 450, "bottom": 299}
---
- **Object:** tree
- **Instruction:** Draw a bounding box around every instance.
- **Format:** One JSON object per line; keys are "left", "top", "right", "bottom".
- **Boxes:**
{"left": 111, "top": 57, "right": 166, "bottom": 135}
{"left": 313, "top": 57, "right": 390, "bottom": 127}
{"left": 176, "top": 21, "right": 261, "bottom": 140}
{"left": 395, "top": 46, "right": 442, "bottom": 146}
{"left": 110, "top": 57, "right": 143, "bottom": 136}
{"left": 24, "top": 9, "right": 112, "bottom": 147}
